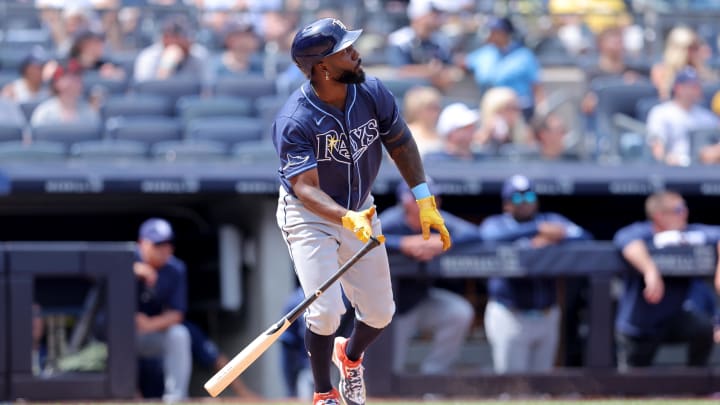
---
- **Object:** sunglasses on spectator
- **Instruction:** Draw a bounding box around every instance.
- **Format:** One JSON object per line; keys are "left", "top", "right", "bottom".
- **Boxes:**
{"left": 664, "top": 204, "right": 688, "bottom": 215}
{"left": 510, "top": 191, "right": 537, "bottom": 205}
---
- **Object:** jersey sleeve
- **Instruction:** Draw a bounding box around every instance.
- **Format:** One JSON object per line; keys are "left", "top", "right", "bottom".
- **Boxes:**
{"left": 273, "top": 116, "right": 318, "bottom": 180}
{"left": 372, "top": 78, "right": 411, "bottom": 150}
{"left": 613, "top": 222, "right": 652, "bottom": 249}
{"left": 168, "top": 260, "right": 188, "bottom": 313}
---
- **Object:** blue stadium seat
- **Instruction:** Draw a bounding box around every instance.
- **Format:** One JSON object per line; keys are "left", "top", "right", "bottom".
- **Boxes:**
{"left": 106, "top": 116, "right": 182, "bottom": 145}
{"left": 591, "top": 79, "right": 657, "bottom": 157}
{"left": 701, "top": 82, "right": 720, "bottom": 109}
{"left": 152, "top": 140, "right": 228, "bottom": 162}
{"left": 70, "top": 139, "right": 148, "bottom": 161}
{"left": 381, "top": 78, "right": 431, "bottom": 100}
{"left": 0, "top": 46, "right": 30, "bottom": 70}
{"left": 176, "top": 96, "right": 253, "bottom": 123}
{"left": 212, "top": 74, "right": 277, "bottom": 99}
{"left": 232, "top": 140, "right": 278, "bottom": 164}
{"left": 0, "top": 124, "right": 24, "bottom": 142}
{"left": 635, "top": 96, "right": 661, "bottom": 123}
{"left": 83, "top": 72, "right": 129, "bottom": 97}
{"left": 0, "top": 141, "right": 65, "bottom": 161}
{"left": 185, "top": 117, "right": 264, "bottom": 146}
{"left": 132, "top": 77, "right": 203, "bottom": 103}
{"left": 19, "top": 100, "right": 44, "bottom": 122}
{"left": 0, "top": 70, "right": 18, "bottom": 89}
{"left": 31, "top": 124, "right": 102, "bottom": 145}
{"left": 256, "top": 95, "right": 285, "bottom": 128}
{"left": 101, "top": 94, "right": 173, "bottom": 120}
{"left": 690, "top": 129, "right": 720, "bottom": 162}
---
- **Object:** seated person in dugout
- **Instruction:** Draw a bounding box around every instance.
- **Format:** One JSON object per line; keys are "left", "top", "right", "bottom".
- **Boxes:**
{"left": 613, "top": 190, "right": 720, "bottom": 369}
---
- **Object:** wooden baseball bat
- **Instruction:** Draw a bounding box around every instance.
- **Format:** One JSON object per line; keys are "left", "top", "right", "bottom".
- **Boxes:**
{"left": 204, "top": 236, "right": 382, "bottom": 397}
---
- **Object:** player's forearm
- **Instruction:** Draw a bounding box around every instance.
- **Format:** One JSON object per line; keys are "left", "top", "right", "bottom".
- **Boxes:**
{"left": 622, "top": 239, "right": 660, "bottom": 276}
{"left": 388, "top": 137, "right": 426, "bottom": 188}
{"left": 147, "top": 310, "right": 183, "bottom": 333}
{"left": 294, "top": 183, "right": 349, "bottom": 224}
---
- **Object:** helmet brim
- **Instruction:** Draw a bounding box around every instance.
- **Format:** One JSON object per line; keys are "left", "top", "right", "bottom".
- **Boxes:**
{"left": 330, "top": 28, "right": 362, "bottom": 56}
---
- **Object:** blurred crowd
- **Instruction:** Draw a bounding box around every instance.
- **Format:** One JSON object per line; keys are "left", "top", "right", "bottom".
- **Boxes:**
{"left": 1, "top": 0, "right": 720, "bottom": 163}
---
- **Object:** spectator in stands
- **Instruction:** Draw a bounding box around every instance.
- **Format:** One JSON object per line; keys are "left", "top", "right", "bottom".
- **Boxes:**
{"left": 204, "top": 19, "right": 262, "bottom": 84}
{"left": 463, "top": 16, "right": 543, "bottom": 120}
{"left": 402, "top": 86, "right": 443, "bottom": 157}
{"left": 380, "top": 180, "right": 478, "bottom": 374}
{"left": 651, "top": 26, "right": 718, "bottom": 100}
{"left": 386, "top": 0, "right": 464, "bottom": 91}
{"left": 68, "top": 29, "right": 126, "bottom": 79}
{"left": 581, "top": 26, "right": 648, "bottom": 116}
{"left": 646, "top": 67, "right": 719, "bottom": 166}
{"left": 475, "top": 87, "right": 532, "bottom": 149}
{"left": 134, "top": 218, "right": 192, "bottom": 402}
{"left": 613, "top": 190, "right": 718, "bottom": 370}
{"left": 2, "top": 49, "right": 51, "bottom": 103}
{"left": 134, "top": 15, "right": 206, "bottom": 82}
{"left": 531, "top": 113, "right": 580, "bottom": 161}
{"left": 55, "top": 6, "right": 98, "bottom": 57}
{"left": 424, "top": 102, "right": 480, "bottom": 161}
{"left": 479, "top": 174, "right": 592, "bottom": 374}
{"left": 30, "top": 60, "right": 100, "bottom": 127}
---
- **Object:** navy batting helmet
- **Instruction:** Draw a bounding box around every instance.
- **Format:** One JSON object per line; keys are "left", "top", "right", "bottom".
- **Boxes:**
{"left": 291, "top": 18, "right": 362, "bottom": 77}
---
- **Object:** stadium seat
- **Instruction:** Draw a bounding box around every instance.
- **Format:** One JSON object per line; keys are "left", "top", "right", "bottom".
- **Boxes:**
{"left": 212, "top": 74, "right": 277, "bottom": 99}
{"left": 701, "top": 82, "right": 720, "bottom": 109}
{"left": 70, "top": 139, "right": 148, "bottom": 161}
{"left": 31, "top": 124, "right": 102, "bottom": 145}
{"left": 176, "top": 96, "right": 253, "bottom": 123}
{"left": 19, "top": 100, "right": 44, "bottom": 122}
{"left": 0, "top": 46, "right": 31, "bottom": 70}
{"left": 152, "top": 140, "right": 228, "bottom": 162}
{"left": 185, "top": 117, "right": 264, "bottom": 146}
{"left": 106, "top": 116, "right": 182, "bottom": 145}
{"left": 634, "top": 96, "right": 661, "bottom": 123}
{"left": 689, "top": 129, "right": 720, "bottom": 162}
{"left": 83, "top": 71, "right": 129, "bottom": 97}
{"left": 0, "top": 70, "right": 18, "bottom": 89}
{"left": 256, "top": 95, "right": 286, "bottom": 130}
{"left": 101, "top": 94, "right": 173, "bottom": 120}
{"left": 132, "top": 77, "right": 203, "bottom": 103}
{"left": 381, "top": 77, "right": 431, "bottom": 99}
{"left": 232, "top": 140, "right": 277, "bottom": 164}
{"left": 0, "top": 141, "right": 65, "bottom": 161}
{"left": 0, "top": 124, "right": 24, "bottom": 142}
{"left": 592, "top": 80, "right": 657, "bottom": 157}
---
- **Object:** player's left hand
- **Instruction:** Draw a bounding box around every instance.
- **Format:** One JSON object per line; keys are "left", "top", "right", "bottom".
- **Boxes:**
{"left": 416, "top": 196, "right": 452, "bottom": 251}
{"left": 342, "top": 206, "right": 385, "bottom": 243}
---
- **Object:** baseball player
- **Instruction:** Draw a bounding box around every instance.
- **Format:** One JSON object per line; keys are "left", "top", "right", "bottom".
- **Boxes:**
{"left": 273, "top": 18, "right": 452, "bottom": 405}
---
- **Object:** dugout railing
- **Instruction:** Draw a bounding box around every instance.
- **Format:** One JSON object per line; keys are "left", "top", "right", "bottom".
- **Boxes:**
{"left": 365, "top": 243, "right": 720, "bottom": 397}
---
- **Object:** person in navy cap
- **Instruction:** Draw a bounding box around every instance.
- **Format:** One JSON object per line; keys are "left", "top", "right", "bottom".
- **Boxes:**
{"left": 646, "top": 66, "right": 719, "bottom": 166}
{"left": 134, "top": 218, "right": 192, "bottom": 402}
{"left": 463, "top": 16, "right": 544, "bottom": 120}
{"left": 379, "top": 179, "right": 481, "bottom": 374}
{"left": 1, "top": 47, "right": 51, "bottom": 103}
{"left": 479, "top": 174, "right": 592, "bottom": 373}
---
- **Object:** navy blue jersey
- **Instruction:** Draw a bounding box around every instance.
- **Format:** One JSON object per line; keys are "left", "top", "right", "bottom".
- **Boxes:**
{"left": 135, "top": 252, "right": 188, "bottom": 316}
{"left": 273, "top": 76, "right": 409, "bottom": 211}
{"left": 613, "top": 221, "right": 720, "bottom": 337}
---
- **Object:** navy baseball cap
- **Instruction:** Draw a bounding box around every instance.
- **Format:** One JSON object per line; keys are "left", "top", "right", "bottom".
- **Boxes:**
{"left": 139, "top": 218, "right": 174, "bottom": 244}
{"left": 501, "top": 174, "right": 534, "bottom": 200}
{"left": 673, "top": 67, "right": 700, "bottom": 87}
{"left": 487, "top": 16, "right": 514, "bottom": 34}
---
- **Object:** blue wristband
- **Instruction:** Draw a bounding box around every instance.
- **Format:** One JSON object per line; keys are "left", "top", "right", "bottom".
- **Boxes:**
{"left": 411, "top": 182, "right": 431, "bottom": 200}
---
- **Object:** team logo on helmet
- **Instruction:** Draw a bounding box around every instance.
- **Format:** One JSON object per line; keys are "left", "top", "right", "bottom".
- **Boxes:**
{"left": 332, "top": 19, "right": 347, "bottom": 31}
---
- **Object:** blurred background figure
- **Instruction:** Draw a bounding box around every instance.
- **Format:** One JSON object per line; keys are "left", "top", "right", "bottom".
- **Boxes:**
{"left": 402, "top": 86, "right": 443, "bottom": 157}
{"left": 531, "top": 113, "right": 579, "bottom": 161}
{"left": 463, "top": 16, "right": 543, "bottom": 120}
{"left": 613, "top": 191, "right": 718, "bottom": 370}
{"left": 475, "top": 87, "right": 532, "bottom": 150}
{"left": 68, "top": 29, "right": 126, "bottom": 79}
{"left": 134, "top": 14, "right": 206, "bottom": 82}
{"left": 479, "top": 174, "right": 592, "bottom": 374}
{"left": 651, "top": 26, "right": 718, "bottom": 100}
{"left": 2, "top": 48, "right": 51, "bottom": 103}
{"left": 30, "top": 60, "right": 100, "bottom": 127}
{"left": 204, "top": 19, "right": 262, "bottom": 84}
{"left": 646, "top": 67, "right": 718, "bottom": 166}
{"left": 424, "top": 102, "right": 480, "bottom": 161}
{"left": 386, "top": 0, "right": 464, "bottom": 92}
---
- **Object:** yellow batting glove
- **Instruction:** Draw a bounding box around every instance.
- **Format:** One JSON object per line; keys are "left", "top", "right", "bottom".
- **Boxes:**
{"left": 341, "top": 206, "right": 386, "bottom": 243}
{"left": 416, "top": 196, "right": 452, "bottom": 251}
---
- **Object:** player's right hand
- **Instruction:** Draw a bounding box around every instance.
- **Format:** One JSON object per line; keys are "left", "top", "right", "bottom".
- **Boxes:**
{"left": 342, "top": 206, "right": 385, "bottom": 243}
{"left": 416, "top": 196, "right": 452, "bottom": 251}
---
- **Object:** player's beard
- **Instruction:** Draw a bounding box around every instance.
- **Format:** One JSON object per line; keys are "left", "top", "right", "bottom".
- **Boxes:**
{"left": 338, "top": 67, "right": 366, "bottom": 84}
